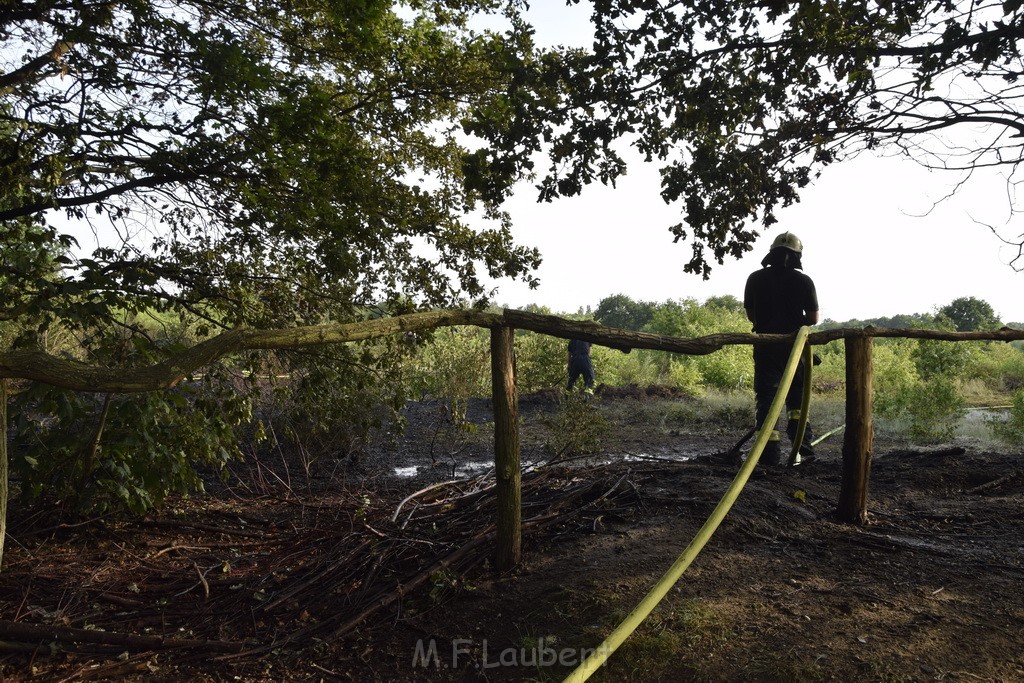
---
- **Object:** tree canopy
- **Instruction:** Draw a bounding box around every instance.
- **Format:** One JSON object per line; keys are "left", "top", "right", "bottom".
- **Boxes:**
{"left": 594, "top": 293, "right": 655, "bottom": 331}
{"left": 2, "top": 0, "right": 552, "bottom": 335}
{"left": 480, "top": 0, "right": 1024, "bottom": 276}
{"left": 938, "top": 296, "right": 1002, "bottom": 331}
{"left": 1, "top": 0, "right": 566, "bottom": 516}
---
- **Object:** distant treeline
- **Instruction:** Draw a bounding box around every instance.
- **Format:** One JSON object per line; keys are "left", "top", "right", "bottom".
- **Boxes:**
{"left": 560, "top": 293, "right": 1021, "bottom": 335}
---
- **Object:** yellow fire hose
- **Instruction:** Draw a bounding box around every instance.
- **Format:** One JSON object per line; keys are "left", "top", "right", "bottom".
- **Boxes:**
{"left": 811, "top": 423, "right": 845, "bottom": 446}
{"left": 562, "top": 326, "right": 811, "bottom": 683}
{"left": 788, "top": 342, "right": 813, "bottom": 466}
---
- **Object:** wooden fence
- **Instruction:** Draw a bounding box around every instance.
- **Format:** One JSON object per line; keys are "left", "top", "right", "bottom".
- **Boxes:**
{"left": 5, "top": 308, "right": 1024, "bottom": 570}
{"left": 482, "top": 311, "right": 1024, "bottom": 569}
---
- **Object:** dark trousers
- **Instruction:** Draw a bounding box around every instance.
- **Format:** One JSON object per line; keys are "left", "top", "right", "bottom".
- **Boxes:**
{"left": 753, "top": 346, "right": 807, "bottom": 432}
{"left": 567, "top": 355, "right": 595, "bottom": 390}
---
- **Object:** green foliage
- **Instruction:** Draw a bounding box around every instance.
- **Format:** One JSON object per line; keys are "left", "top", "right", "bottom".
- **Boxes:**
{"left": 4, "top": 2, "right": 548, "bottom": 324}
{"left": 645, "top": 298, "right": 750, "bottom": 338}
{"left": 542, "top": 392, "right": 608, "bottom": 457}
{"left": 11, "top": 378, "right": 251, "bottom": 515}
{"left": 666, "top": 357, "right": 704, "bottom": 395}
{"left": 478, "top": 3, "right": 1024, "bottom": 276}
{"left": 811, "top": 341, "right": 845, "bottom": 392}
{"left": 818, "top": 313, "right": 935, "bottom": 330}
{"left": 406, "top": 327, "right": 490, "bottom": 423}
{"left": 873, "top": 339, "right": 922, "bottom": 417}
{"left": 967, "top": 343, "right": 1024, "bottom": 392}
{"left": 900, "top": 377, "right": 967, "bottom": 444}
{"left": 270, "top": 341, "right": 410, "bottom": 461}
{"left": 988, "top": 389, "right": 1024, "bottom": 447}
{"left": 515, "top": 330, "right": 568, "bottom": 393}
{"left": 593, "top": 347, "right": 662, "bottom": 388}
{"left": 938, "top": 297, "right": 1002, "bottom": 332}
{"left": 594, "top": 294, "right": 655, "bottom": 331}
{"left": 872, "top": 336, "right": 967, "bottom": 443}
{"left": 2, "top": 1, "right": 560, "bottom": 517}
{"left": 644, "top": 297, "right": 753, "bottom": 391}
{"left": 703, "top": 294, "right": 744, "bottom": 314}
{"left": 693, "top": 347, "right": 752, "bottom": 392}
{"left": 913, "top": 339, "right": 974, "bottom": 381}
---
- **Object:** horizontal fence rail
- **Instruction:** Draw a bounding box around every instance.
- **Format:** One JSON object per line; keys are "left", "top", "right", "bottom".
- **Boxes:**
{"left": 4, "top": 308, "right": 1024, "bottom": 392}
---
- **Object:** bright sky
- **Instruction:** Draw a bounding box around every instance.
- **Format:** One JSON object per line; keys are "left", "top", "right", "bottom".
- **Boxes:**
{"left": 481, "top": 3, "right": 1024, "bottom": 324}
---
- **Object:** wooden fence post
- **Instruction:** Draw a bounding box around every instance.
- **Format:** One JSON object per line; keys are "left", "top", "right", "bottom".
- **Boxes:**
{"left": 838, "top": 334, "right": 873, "bottom": 524}
{"left": 0, "top": 380, "right": 7, "bottom": 570}
{"left": 491, "top": 326, "right": 521, "bottom": 570}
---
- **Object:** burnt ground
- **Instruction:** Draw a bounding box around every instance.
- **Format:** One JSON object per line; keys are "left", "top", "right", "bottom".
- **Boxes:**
{"left": 0, "top": 390, "right": 1022, "bottom": 682}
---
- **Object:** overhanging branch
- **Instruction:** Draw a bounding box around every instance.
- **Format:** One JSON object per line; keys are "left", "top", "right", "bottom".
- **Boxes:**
{"left": 2, "top": 309, "right": 1023, "bottom": 393}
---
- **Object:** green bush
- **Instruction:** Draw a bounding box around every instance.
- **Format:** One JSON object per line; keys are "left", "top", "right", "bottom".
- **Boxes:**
{"left": 967, "top": 342, "right": 1024, "bottom": 392}
{"left": 271, "top": 342, "right": 409, "bottom": 462}
{"left": 667, "top": 357, "right": 704, "bottom": 395}
{"left": 810, "top": 341, "right": 845, "bottom": 392}
{"left": 515, "top": 330, "right": 568, "bottom": 392}
{"left": 988, "top": 389, "right": 1024, "bottom": 446}
{"left": 884, "top": 376, "right": 966, "bottom": 443}
{"left": 11, "top": 377, "right": 251, "bottom": 515}
{"left": 407, "top": 327, "right": 490, "bottom": 422}
{"left": 595, "top": 347, "right": 662, "bottom": 387}
{"left": 873, "top": 338, "right": 921, "bottom": 418}
{"left": 913, "top": 338, "right": 973, "bottom": 380}
{"left": 693, "top": 346, "right": 753, "bottom": 391}
{"left": 643, "top": 297, "right": 754, "bottom": 391}
{"left": 542, "top": 392, "right": 608, "bottom": 457}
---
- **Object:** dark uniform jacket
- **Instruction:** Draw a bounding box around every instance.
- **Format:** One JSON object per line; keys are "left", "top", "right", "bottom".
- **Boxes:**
{"left": 568, "top": 339, "right": 591, "bottom": 357}
{"left": 743, "top": 267, "right": 818, "bottom": 334}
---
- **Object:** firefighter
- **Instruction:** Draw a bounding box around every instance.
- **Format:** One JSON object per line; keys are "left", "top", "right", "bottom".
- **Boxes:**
{"left": 566, "top": 338, "right": 595, "bottom": 394}
{"left": 743, "top": 232, "right": 819, "bottom": 466}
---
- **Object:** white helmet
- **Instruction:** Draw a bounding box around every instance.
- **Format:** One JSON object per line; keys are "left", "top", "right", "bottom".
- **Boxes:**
{"left": 771, "top": 231, "right": 803, "bottom": 253}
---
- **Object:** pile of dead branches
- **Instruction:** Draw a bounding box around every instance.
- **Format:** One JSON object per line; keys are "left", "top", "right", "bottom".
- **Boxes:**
{"left": 0, "top": 462, "right": 648, "bottom": 675}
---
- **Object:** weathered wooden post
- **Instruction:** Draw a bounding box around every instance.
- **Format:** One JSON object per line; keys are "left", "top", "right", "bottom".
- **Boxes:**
{"left": 490, "top": 325, "right": 521, "bottom": 570}
{"left": 0, "top": 380, "right": 7, "bottom": 570}
{"left": 838, "top": 333, "right": 873, "bottom": 524}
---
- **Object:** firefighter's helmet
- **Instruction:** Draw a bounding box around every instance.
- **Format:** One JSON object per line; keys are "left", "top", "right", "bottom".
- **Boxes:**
{"left": 771, "top": 231, "right": 803, "bottom": 253}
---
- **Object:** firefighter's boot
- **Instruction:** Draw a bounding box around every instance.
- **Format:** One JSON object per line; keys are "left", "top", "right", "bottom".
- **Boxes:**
{"left": 759, "top": 430, "right": 783, "bottom": 467}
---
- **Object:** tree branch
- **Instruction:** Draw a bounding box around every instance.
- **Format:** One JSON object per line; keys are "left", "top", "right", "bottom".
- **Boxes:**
{"left": 3, "top": 309, "right": 1024, "bottom": 393}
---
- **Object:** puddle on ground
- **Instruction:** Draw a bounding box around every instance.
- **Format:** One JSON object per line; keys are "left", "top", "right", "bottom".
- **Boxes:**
{"left": 393, "top": 461, "right": 494, "bottom": 478}
{"left": 393, "top": 466, "right": 420, "bottom": 478}
{"left": 392, "top": 452, "right": 706, "bottom": 479}
{"left": 620, "top": 452, "right": 692, "bottom": 464}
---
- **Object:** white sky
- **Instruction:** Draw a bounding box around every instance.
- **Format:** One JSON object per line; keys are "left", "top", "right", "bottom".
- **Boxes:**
{"left": 480, "top": 3, "right": 1024, "bottom": 324}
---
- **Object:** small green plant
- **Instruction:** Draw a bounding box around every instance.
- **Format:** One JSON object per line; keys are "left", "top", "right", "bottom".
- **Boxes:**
{"left": 407, "top": 327, "right": 490, "bottom": 424}
{"left": 883, "top": 377, "right": 966, "bottom": 443}
{"left": 428, "top": 569, "right": 459, "bottom": 603}
{"left": 543, "top": 392, "right": 609, "bottom": 457}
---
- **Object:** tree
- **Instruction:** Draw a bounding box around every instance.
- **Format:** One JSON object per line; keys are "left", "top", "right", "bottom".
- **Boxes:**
{"left": 704, "top": 295, "right": 745, "bottom": 314}
{"left": 594, "top": 294, "right": 655, "bottom": 331}
{"left": 478, "top": 0, "right": 1024, "bottom": 276}
{"left": 2, "top": 1, "right": 550, "bottom": 326}
{"left": 938, "top": 296, "right": 1002, "bottom": 332}
{"left": 0, "top": 1, "right": 561, "bottom": 521}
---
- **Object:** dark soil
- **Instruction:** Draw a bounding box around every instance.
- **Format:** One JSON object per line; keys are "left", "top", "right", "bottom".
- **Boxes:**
{"left": 1, "top": 391, "right": 1022, "bottom": 682}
